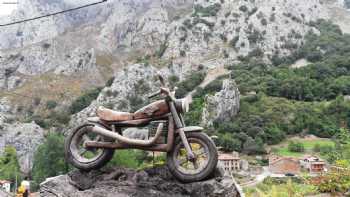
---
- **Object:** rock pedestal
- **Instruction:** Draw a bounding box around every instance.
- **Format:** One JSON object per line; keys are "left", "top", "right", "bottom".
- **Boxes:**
{"left": 39, "top": 166, "right": 241, "bottom": 197}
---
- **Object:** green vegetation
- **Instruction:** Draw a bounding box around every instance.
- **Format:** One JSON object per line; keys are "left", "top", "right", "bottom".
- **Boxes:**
{"left": 175, "top": 72, "right": 205, "bottom": 97}
{"left": 310, "top": 129, "right": 350, "bottom": 194}
{"left": 183, "top": 20, "right": 350, "bottom": 155}
{"left": 0, "top": 146, "right": 21, "bottom": 185}
{"left": 239, "top": 5, "right": 248, "bottom": 12}
{"left": 274, "top": 138, "right": 335, "bottom": 157}
{"left": 316, "top": 168, "right": 350, "bottom": 194}
{"left": 108, "top": 150, "right": 147, "bottom": 169}
{"left": 32, "top": 132, "right": 70, "bottom": 190}
{"left": 192, "top": 3, "right": 221, "bottom": 17}
{"left": 31, "top": 110, "right": 71, "bottom": 129}
{"left": 245, "top": 178, "right": 318, "bottom": 197}
{"left": 69, "top": 87, "right": 102, "bottom": 114}
{"left": 288, "top": 141, "right": 305, "bottom": 153}
{"left": 46, "top": 100, "right": 57, "bottom": 109}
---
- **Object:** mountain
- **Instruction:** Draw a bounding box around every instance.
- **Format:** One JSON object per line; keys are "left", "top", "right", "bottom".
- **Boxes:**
{"left": 0, "top": 0, "right": 350, "bottom": 190}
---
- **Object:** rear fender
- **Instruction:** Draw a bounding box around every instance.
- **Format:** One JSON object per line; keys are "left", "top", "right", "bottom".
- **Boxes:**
{"left": 183, "top": 126, "right": 203, "bottom": 132}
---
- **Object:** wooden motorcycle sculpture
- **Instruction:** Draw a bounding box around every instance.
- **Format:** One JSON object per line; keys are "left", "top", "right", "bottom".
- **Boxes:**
{"left": 65, "top": 75, "right": 218, "bottom": 182}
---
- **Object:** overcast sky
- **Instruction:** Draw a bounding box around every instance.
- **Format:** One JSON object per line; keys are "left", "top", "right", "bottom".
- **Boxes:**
{"left": 0, "top": 0, "right": 18, "bottom": 16}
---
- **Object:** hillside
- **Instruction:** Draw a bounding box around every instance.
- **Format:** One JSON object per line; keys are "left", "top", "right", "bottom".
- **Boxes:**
{"left": 0, "top": 0, "right": 349, "bottom": 195}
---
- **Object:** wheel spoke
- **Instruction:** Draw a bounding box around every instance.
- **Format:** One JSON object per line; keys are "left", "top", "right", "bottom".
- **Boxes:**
{"left": 94, "top": 135, "right": 102, "bottom": 142}
{"left": 192, "top": 160, "right": 199, "bottom": 169}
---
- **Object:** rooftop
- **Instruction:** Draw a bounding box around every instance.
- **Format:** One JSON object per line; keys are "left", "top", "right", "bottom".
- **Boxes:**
{"left": 218, "top": 153, "right": 240, "bottom": 161}
{"left": 0, "top": 180, "right": 10, "bottom": 184}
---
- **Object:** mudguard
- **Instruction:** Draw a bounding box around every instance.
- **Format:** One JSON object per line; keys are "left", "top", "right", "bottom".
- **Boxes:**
{"left": 183, "top": 126, "right": 203, "bottom": 132}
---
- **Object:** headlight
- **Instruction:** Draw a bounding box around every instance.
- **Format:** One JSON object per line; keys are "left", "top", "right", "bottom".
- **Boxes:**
{"left": 175, "top": 98, "right": 190, "bottom": 113}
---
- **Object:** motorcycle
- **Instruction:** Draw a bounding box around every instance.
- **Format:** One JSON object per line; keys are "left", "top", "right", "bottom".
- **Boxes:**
{"left": 65, "top": 74, "right": 218, "bottom": 182}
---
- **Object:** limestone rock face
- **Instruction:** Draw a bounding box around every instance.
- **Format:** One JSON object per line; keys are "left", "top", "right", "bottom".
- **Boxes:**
{"left": 0, "top": 122, "right": 45, "bottom": 175}
{"left": 0, "top": 0, "right": 341, "bottom": 90}
{"left": 202, "top": 79, "right": 240, "bottom": 127}
{"left": 39, "top": 166, "right": 241, "bottom": 197}
{"left": 68, "top": 63, "right": 181, "bottom": 130}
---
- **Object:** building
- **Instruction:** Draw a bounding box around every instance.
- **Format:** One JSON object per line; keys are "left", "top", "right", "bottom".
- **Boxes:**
{"left": 300, "top": 155, "right": 326, "bottom": 173}
{"left": 0, "top": 180, "right": 11, "bottom": 193}
{"left": 269, "top": 155, "right": 300, "bottom": 175}
{"left": 218, "top": 152, "right": 241, "bottom": 173}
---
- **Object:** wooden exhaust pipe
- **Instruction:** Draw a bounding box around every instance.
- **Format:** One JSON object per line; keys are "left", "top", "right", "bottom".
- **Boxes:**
{"left": 90, "top": 123, "right": 164, "bottom": 146}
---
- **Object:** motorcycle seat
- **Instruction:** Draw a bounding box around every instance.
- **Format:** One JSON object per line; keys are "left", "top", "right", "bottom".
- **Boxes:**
{"left": 97, "top": 106, "right": 134, "bottom": 122}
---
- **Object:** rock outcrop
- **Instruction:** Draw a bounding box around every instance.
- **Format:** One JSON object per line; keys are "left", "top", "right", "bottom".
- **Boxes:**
{"left": 0, "top": 122, "right": 45, "bottom": 175}
{"left": 39, "top": 166, "right": 241, "bottom": 197}
{"left": 68, "top": 63, "right": 181, "bottom": 130}
{"left": 202, "top": 79, "right": 240, "bottom": 127}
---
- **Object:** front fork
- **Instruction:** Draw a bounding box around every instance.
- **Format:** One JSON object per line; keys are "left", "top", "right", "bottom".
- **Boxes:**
{"left": 169, "top": 102, "right": 195, "bottom": 160}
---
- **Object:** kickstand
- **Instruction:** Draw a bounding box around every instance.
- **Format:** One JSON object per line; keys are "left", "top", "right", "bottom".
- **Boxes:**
{"left": 152, "top": 151, "right": 155, "bottom": 167}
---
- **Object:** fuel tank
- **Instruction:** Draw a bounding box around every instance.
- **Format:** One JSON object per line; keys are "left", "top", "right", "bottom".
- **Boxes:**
{"left": 133, "top": 100, "right": 170, "bottom": 119}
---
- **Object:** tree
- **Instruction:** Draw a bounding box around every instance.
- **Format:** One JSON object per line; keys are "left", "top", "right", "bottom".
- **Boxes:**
{"left": 288, "top": 141, "right": 305, "bottom": 153}
{"left": 32, "top": 132, "right": 70, "bottom": 189}
{"left": 216, "top": 133, "right": 242, "bottom": 152}
{"left": 0, "top": 146, "right": 21, "bottom": 183}
{"left": 243, "top": 137, "right": 266, "bottom": 155}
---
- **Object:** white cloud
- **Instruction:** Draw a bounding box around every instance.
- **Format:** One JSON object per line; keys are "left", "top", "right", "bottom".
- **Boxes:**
{"left": 0, "top": 0, "right": 18, "bottom": 16}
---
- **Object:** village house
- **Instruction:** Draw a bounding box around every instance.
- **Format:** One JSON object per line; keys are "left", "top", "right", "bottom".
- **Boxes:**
{"left": 218, "top": 152, "right": 241, "bottom": 173}
{"left": 269, "top": 155, "right": 301, "bottom": 175}
{"left": 300, "top": 155, "right": 326, "bottom": 173}
{"left": 0, "top": 180, "right": 11, "bottom": 193}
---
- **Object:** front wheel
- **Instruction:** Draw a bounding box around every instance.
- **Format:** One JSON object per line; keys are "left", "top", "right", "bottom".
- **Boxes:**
{"left": 167, "top": 132, "right": 218, "bottom": 182}
{"left": 65, "top": 123, "right": 115, "bottom": 171}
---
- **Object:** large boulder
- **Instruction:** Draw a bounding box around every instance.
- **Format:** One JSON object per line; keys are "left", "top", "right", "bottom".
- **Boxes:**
{"left": 39, "top": 166, "right": 241, "bottom": 197}
{"left": 202, "top": 79, "right": 240, "bottom": 127}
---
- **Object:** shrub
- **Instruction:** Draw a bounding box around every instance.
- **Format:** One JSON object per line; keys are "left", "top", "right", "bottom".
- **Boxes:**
{"left": 229, "top": 36, "right": 239, "bottom": 48}
{"left": 155, "top": 42, "right": 168, "bottom": 58}
{"left": 108, "top": 150, "right": 147, "bottom": 169}
{"left": 193, "top": 3, "right": 221, "bottom": 17}
{"left": 176, "top": 72, "right": 205, "bottom": 97}
{"left": 261, "top": 18, "right": 268, "bottom": 26}
{"left": 248, "top": 48, "right": 264, "bottom": 58}
{"left": 46, "top": 100, "right": 58, "bottom": 109}
{"left": 180, "top": 50, "right": 186, "bottom": 57}
{"left": 192, "top": 18, "right": 215, "bottom": 29}
{"left": 248, "top": 29, "right": 263, "bottom": 44}
{"left": 69, "top": 87, "right": 102, "bottom": 114}
{"left": 288, "top": 141, "right": 305, "bottom": 153}
{"left": 105, "top": 77, "right": 115, "bottom": 87}
{"left": 239, "top": 5, "right": 248, "bottom": 12}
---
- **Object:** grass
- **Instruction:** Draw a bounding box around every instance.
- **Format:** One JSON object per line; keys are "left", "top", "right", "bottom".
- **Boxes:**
{"left": 244, "top": 179, "right": 319, "bottom": 197}
{"left": 272, "top": 137, "right": 335, "bottom": 158}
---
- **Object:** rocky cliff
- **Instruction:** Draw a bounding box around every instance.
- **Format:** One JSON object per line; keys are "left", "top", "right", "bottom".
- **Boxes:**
{"left": 39, "top": 165, "right": 241, "bottom": 197}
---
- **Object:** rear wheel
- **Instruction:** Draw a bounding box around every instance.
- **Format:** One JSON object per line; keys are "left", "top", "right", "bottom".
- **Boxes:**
{"left": 65, "top": 124, "right": 115, "bottom": 170}
{"left": 167, "top": 132, "right": 218, "bottom": 182}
